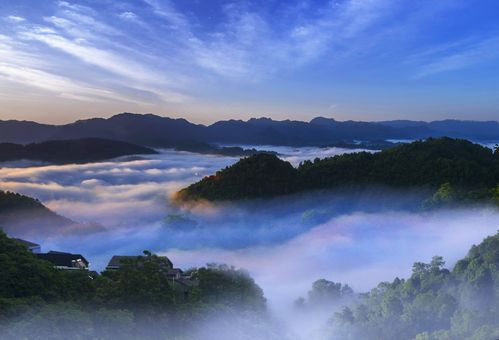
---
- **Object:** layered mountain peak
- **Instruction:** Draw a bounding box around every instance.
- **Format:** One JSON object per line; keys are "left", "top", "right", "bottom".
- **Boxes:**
{"left": 1, "top": 113, "right": 499, "bottom": 146}
{"left": 310, "top": 116, "right": 337, "bottom": 125}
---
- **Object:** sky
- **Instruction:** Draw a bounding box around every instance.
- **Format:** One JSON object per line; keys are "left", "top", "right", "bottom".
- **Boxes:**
{"left": 1, "top": 0, "right": 499, "bottom": 124}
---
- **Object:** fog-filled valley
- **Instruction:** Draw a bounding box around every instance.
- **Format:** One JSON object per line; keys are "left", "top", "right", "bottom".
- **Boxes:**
{"left": 2, "top": 145, "right": 499, "bottom": 339}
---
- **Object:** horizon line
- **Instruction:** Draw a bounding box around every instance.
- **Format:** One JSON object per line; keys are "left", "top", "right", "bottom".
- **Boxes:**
{"left": 1, "top": 111, "right": 499, "bottom": 126}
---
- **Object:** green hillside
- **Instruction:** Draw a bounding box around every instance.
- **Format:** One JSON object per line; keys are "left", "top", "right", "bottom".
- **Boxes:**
{"left": 178, "top": 138, "right": 499, "bottom": 205}
{"left": 330, "top": 232, "right": 499, "bottom": 340}
{"left": 0, "top": 138, "right": 157, "bottom": 164}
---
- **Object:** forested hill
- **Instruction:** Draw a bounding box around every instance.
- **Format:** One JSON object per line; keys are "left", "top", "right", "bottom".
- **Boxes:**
{"left": 0, "top": 191, "right": 49, "bottom": 213}
{"left": 329, "top": 231, "right": 499, "bottom": 339}
{"left": 0, "top": 190, "right": 73, "bottom": 235}
{"left": 177, "top": 137, "right": 499, "bottom": 203}
{"left": 0, "top": 138, "right": 157, "bottom": 164}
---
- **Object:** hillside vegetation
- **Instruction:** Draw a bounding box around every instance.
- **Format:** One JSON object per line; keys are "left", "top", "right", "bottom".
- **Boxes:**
{"left": 1, "top": 229, "right": 498, "bottom": 339}
{"left": 0, "top": 231, "right": 274, "bottom": 339}
{"left": 0, "top": 191, "right": 48, "bottom": 214}
{"left": 0, "top": 138, "right": 157, "bottom": 164}
{"left": 0, "top": 191, "right": 73, "bottom": 236}
{"left": 178, "top": 138, "right": 499, "bottom": 205}
{"left": 330, "top": 232, "right": 499, "bottom": 340}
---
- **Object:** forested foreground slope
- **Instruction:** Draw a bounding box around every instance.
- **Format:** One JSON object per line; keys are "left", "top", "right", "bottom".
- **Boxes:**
{"left": 1, "top": 229, "right": 498, "bottom": 339}
{"left": 329, "top": 232, "right": 499, "bottom": 340}
{"left": 0, "top": 231, "right": 278, "bottom": 339}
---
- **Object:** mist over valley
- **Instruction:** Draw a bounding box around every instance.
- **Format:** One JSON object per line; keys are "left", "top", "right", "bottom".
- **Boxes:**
{"left": 2, "top": 142, "right": 499, "bottom": 339}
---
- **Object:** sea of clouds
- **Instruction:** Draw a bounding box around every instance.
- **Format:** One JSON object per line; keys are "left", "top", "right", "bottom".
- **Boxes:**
{"left": 1, "top": 145, "right": 499, "bottom": 337}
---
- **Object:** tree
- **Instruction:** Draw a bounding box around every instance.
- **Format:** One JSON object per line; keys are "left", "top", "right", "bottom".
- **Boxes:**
{"left": 334, "top": 307, "right": 355, "bottom": 325}
{"left": 0, "top": 231, "right": 63, "bottom": 305}
{"left": 190, "top": 263, "right": 266, "bottom": 312}
{"left": 97, "top": 251, "right": 177, "bottom": 312}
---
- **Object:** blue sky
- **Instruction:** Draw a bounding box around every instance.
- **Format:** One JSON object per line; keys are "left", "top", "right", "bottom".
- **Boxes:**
{"left": 1, "top": 0, "right": 499, "bottom": 124}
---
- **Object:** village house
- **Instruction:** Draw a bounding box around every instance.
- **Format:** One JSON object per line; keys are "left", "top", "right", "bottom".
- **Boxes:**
{"left": 12, "top": 236, "right": 89, "bottom": 270}
{"left": 36, "top": 251, "right": 89, "bottom": 270}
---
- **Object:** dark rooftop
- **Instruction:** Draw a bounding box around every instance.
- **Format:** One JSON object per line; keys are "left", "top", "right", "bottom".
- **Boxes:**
{"left": 36, "top": 251, "right": 89, "bottom": 269}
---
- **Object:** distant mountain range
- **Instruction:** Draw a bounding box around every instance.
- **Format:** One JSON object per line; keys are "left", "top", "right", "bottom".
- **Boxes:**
{"left": 1, "top": 113, "right": 498, "bottom": 148}
{"left": 0, "top": 138, "right": 157, "bottom": 164}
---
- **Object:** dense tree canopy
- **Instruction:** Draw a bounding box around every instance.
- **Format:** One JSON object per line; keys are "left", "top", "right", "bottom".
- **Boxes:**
{"left": 0, "top": 138, "right": 157, "bottom": 164}
{"left": 177, "top": 152, "right": 298, "bottom": 200}
{"left": 179, "top": 138, "right": 499, "bottom": 206}
{"left": 330, "top": 233, "right": 499, "bottom": 340}
{"left": 0, "top": 232, "right": 65, "bottom": 307}
{"left": 0, "top": 232, "right": 273, "bottom": 339}
{"left": 191, "top": 264, "right": 266, "bottom": 312}
{"left": 294, "top": 279, "right": 354, "bottom": 312}
{"left": 0, "top": 191, "right": 48, "bottom": 214}
{"left": 0, "top": 190, "right": 73, "bottom": 235}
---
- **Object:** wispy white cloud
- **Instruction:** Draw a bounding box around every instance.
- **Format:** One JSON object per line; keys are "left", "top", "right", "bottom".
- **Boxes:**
{"left": 118, "top": 11, "right": 138, "bottom": 22}
{"left": 0, "top": 34, "right": 167, "bottom": 105}
{"left": 0, "top": 2, "right": 191, "bottom": 105}
{"left": 0, "top": 61, "right": 150, "bottom": 104}
{"left": 20, "top": 31, "right": 164, "bottom": 84}
{"left": 143, "top": 0, "right": 190, "bottom": 31}
{"left": 5, "top": 15, "right": 25, "bottom": 23}
{"left": 54, "top": 10, "right": 121, "bottom": 37}
{"left": 414, "top": 36, "right": 499, "bottom": 78}
{"left": 141, "top": 0, "right": 397, "bottom": 78}
{"left": 56, "top": 1, "right": 90, "bottom": 13}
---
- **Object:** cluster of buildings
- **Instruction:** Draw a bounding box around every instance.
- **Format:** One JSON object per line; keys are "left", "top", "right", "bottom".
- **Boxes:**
{"left": 14, "top": 238, "right": 196, "bottom": 291}
{"left": 15, "top": 238, "right": 90, "bottom": 270}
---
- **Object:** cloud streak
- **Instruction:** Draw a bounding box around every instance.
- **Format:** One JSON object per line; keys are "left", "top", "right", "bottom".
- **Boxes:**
{"left": 414, "top": 36, "right": 499, "bottom": 78}
{"left": 1, "top": 1, "right": 461, "bottom": 92}
{"left": 1, "top": 1, "right": 190, "bottom": 107}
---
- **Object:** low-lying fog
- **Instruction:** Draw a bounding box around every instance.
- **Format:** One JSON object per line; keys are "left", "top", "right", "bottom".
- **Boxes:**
{"left": 1, "top": 145, "right": 498, "bottom": 337}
